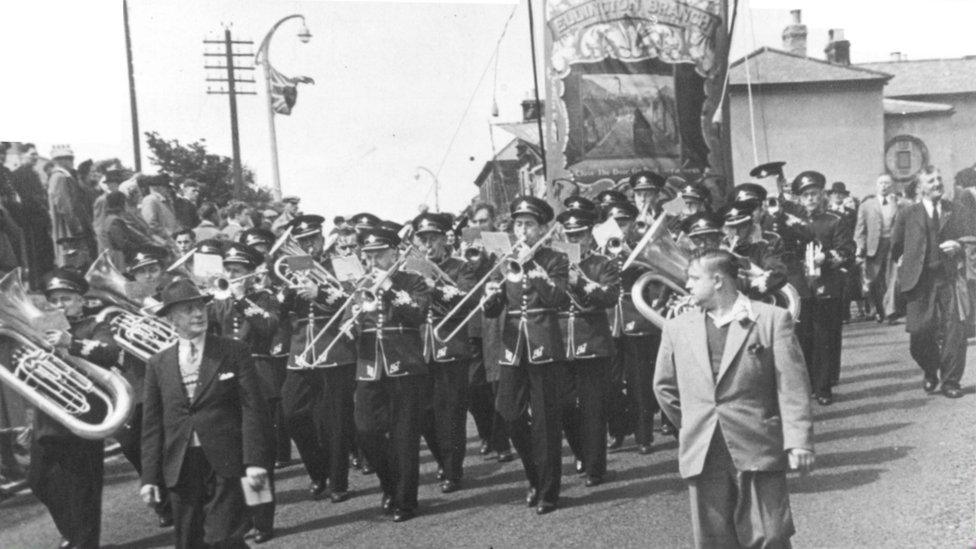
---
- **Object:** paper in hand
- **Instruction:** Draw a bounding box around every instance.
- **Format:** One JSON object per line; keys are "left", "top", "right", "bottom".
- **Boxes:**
{"left": 551, "top": 241, "right": 581, "bottom": 265}
{"left": 241, "top": 477, "right": 273, "bottom": 507}
{"left": 331, "top": 254, "right": 365, "bottom": 282}
{"left": 481, "top": 231, "right": 513, "bottom": 257}
{"left": 591, "top": 218, "right": 624, "bottom": 248}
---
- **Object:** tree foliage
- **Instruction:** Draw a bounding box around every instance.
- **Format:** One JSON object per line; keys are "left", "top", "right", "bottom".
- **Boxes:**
{"left": 144, "top": 131, "right": 272, "bottom": 207}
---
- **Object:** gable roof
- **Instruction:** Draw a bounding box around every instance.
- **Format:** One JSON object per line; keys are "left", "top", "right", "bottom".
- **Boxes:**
{"left": 883, "top": 98, "right": 954, "bottom": 116}
{"left": 858, "top": 57, "right": 976, "bottom": 97}
{"left": 729, "top": 47, "right": 891, "bottom": 87}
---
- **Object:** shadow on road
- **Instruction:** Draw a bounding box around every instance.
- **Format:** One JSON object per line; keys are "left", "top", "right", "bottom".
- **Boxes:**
{"left": 814, "top": 422, "right": 911, "bottom": 444}
{"left": 840, "top": 368, "right": 917, "bottom": 385}
{"left": 838, "top": 380, "right": 923, "bottom": 402}
{"left": 789, "top": 468, "right": 885, "bottom": 493}
{"left": 814, "top": 446, "right": 913, "bottom": 469}
{"left": 814, "top": 397, "right": 928, "bottom": 422}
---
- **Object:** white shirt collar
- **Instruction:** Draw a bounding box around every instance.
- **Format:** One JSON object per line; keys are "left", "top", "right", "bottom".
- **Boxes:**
{"left": 179, "top": 333, "right": 206, "bottom": 352}
{"left": 706, "top": 293, "right": 756, "bottom": 328}
{"left": 922, "top": 198, "right": 940, "bottom": 217}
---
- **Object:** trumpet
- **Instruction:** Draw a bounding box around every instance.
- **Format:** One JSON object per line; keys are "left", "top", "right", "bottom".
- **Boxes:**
{"left": 604, "top": 237, "right": 630, "bottom": 257}
{"left": 0, "top": 269, "right": 134, "bottom": 440}
{"left": 85, "top": 252, "right": 178, "bottom": 362}
{"left": 432, "top": 224, "right": 560, "bottom": 344}
{"left": 294, "top": 245, "right": 416, "bottom": 368}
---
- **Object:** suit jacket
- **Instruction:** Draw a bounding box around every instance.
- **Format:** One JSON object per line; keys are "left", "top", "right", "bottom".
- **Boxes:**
{"left": 483, "top": 247, "right": 569, "bottom": 365}
{"left": 141, "top": 335, "right": 273, "bottom": 488}
{"left": 139, "top": 191, "right": 180, "bottom": 243}
{"left": 653, "top": 300, "right": 813, "bottom": 478}
{"left": 558, "top": 250, "right": 619, "bottom": 360}
{"left": 854, "top": 195, "right": 905, "bottom": 257}
{"left": 890, "top": 200, "right": 973, "bottom": 295}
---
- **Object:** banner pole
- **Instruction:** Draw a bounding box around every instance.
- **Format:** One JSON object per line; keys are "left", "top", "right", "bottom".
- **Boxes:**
{"left": 526, "top": 0, "right": 547, "bottom": 181}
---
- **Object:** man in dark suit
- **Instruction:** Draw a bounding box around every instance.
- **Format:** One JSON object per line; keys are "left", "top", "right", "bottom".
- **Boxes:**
{"left": 654, "top": 249, "right": 814, "bottom": 549}
{"left": 140, "top": 279, "right": 273, "bottom": 548}
{"left": 890, "top": 166, "right": 973, "bottom": 399}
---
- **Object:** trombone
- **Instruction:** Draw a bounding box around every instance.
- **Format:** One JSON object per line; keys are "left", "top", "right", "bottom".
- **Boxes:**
{"left": 432, "top": 224, "right": 559, "bottom": 344}
{"left": 294, "top": 244, "right": 416, "bottom": 368}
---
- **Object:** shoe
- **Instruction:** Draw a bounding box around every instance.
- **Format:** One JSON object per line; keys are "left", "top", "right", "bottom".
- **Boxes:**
{"left": 254, "top": 530, "right": 274, "bottom": 544}
{"left": 274, "top": 459, "right": 290, "bottom": 469}
{"left": 536, "top": 501, "right": 557, "bottom": 515}
{"left": 942, "top": 385, "right": 963, "bottom": 399}
{"left": 525, "top": 487, "right": 539, "bottom": 507}
{"left": 875, "top": 313, "right": 886, "bottom": 324}
{"left": 479, "top": 441, "right": 491, "bottom": 455}
{"left": 660, "top": 423, "right": 677, "bottom": 437}
{"left": 440, "top": 479, "right": 460, "bottom": 493}
{"left": 381, "top": 494, "right": 394, "bottom": 514}
{"left": 638, "top": 444, "right": 653, "bottom": 455}
{"left": 309, "top": 481, "right": 328, "bottom": 499}
{"left": 392, "top": 508, "right": 416, "bottom": 522}
{"left": 585, "top": 475, "right": 603, "bottom": 487}
{"left": 607, "top": 436, "right": 624, "bottom": 450}
{"left": 816, "top": 395, "right": 833, "bottom": 406}
{"left": 157, "top": 513, "right": 174, "bottom": 528}
{"left": 497, "top": 450, "right": 515, "bottom": 463}
{"left": 361, "top": 463, "right": 374, "bottom": 475}
{"left": 329, "top": 490, "right": 349, "bottom": 503}
{"left": 923, "top": 378, "right": 939, "bottom": 394}
{"left": 575, "top": 459, "right": 585, "bottom": 475}
{"left": 436, "top": 468, "right": 446, "bottom": 481}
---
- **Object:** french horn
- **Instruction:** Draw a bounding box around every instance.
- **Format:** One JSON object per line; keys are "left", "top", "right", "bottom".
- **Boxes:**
{"left": 85, "top": 252, "right": 178, "bottom": 362}
{"left": 0, "top": 269, "right": 134, "bottom": 439}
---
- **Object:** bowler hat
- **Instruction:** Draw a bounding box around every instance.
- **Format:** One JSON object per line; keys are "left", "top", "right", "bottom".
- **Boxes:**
{"left": 827, "top": 182, "right": 849, "bottom": 196}
{"left": 155, "top": 278, "right": 212, "bottom": 317}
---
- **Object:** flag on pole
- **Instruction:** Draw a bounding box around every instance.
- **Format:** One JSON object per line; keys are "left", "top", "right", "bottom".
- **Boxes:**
{"left": 269, "top": 65, "right": 314, "bottom": 115}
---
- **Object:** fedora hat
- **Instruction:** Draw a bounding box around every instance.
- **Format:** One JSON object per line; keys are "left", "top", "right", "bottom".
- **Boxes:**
{"left": 155, "top": 278, "right": 212, "bottom": 317}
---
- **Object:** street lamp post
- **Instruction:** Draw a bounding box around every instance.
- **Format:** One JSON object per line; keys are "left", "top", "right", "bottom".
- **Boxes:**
{"left": 256, "top": 14, "right": 311, "bottom": 202}
{"left": 415, "top": 166, "right": 440, "bottom": 212}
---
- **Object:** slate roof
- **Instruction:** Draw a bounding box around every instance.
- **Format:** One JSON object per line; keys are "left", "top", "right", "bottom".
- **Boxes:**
{"left": 883, "top": 98, "right": 954, "bottom": 116}
{"left": 728, "top": 47, "right": 891, "bottom": 86}
{"left": 858, "top": 57, "right": 976, "bottom": 97}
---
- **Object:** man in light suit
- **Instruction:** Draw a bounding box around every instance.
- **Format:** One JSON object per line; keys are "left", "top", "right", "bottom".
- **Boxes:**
{"left": 855, "top": 174, "right": 905, "bottom": 321}
{"left": 890, "top": 166, "right": 973, "bottom": 399}
{"left": 140, "top": 279, "right": 273, "bottom": 548}
{"left": 654, "top": 249, "right": 814, "bottom": 549}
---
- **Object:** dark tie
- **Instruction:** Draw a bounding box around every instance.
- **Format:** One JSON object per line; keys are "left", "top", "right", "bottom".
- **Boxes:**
{"left": 932, "top": 204, "right": 940, "bottom": 226}
{"left": 882, "top": 197, "right": 887, "bottom": 205}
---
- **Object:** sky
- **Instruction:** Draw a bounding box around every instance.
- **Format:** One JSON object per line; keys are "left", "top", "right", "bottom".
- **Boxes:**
{"left": 3, "top": 0, "right": 975, "bottom": 221}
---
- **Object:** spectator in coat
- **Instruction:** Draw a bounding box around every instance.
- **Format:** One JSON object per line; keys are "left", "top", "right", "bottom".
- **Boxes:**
{"left": 220, "top": 202, "right": 252, "bottom": 242}
{"left": 193, "top": 203, "right": 223, "bottom": 241}
{"left": 9, "top": 145, "right": 55, "bottom": 289}
{"left": 139, "top": 175, "right": 180, "bottom": 245}
{"left": 98, "top": 191, "right": 158, "bottom": 269}
{"left": 173, "top": 179, "right": 201, "bottom": 231}
{"left": 48, "top": 145, "right": 96, "bottom": 264}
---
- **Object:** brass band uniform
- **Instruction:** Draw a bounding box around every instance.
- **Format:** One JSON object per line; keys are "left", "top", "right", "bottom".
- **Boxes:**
{"left": 483, "top": 196, "right": 569, "bottom": 515}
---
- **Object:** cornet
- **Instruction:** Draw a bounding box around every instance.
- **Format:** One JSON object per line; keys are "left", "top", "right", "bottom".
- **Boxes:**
{"left": 0, "top": 269, "right": 134, "bottom": 440}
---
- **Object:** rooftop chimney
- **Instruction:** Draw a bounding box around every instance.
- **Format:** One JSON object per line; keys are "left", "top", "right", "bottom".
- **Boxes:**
{"left": 782, "top": 9, "right": 808, "bottom": 57}
{"left": 890, "top": 51, "right": 904, "bottom": 62}
{"left": 824, "top": 28, "right": 851, "bottom": 65}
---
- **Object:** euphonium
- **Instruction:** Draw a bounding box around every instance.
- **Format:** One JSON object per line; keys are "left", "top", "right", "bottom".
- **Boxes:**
{"left": 271, "top": 234, "right": 343, "bottom": 290}
{"left": 0, "top": 269, "right": 134, "bottom": 440}
{"left": 85, "top": 252, "right": 178, "bottom": 362}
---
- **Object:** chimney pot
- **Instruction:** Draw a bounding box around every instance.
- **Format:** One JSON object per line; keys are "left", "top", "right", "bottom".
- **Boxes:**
{"left": 782, "top": 10, "right": 808, "bottom": 57}
{"left": 825, "top": 28, "right": 851, "bottom": 65}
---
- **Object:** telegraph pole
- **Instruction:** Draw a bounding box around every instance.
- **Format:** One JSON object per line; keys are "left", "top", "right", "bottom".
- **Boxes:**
{"left": 204, "top": 27, "right": 255, "bottom": 197}
{"left": 123, "top": 0, "right": 141, "bottom": 171}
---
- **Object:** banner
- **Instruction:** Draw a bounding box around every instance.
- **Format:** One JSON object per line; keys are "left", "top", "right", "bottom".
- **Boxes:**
{"left": 544, "top": 0, "right": 730, "bottom": 201}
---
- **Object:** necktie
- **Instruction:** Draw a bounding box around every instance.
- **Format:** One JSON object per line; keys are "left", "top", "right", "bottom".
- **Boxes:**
{"left": 882, "top": 197, "right": 887, "bottom": 205}
{"left": 932, "top": 204, "right": 940, "bottom": 226}
{"left": 189, "top": 342, "right": 198, "bottom": 366}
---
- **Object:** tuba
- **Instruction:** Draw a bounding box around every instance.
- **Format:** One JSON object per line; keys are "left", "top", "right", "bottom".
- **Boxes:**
{"left": 85, "top": 252, "right": 178, "bottom": 362}
{"left": 626, "top": 216, "right": 802, "bottom": 328}
{"left": 0, "top": 269, "right": 134, "bottom": 439}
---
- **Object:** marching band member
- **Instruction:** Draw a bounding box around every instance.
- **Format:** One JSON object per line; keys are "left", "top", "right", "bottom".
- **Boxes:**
{"left": 792, "top": 171, "right": 855, "bottom": 406}
{"left": 353, "top": 225, "right": 431, "bottom": 522}
{"left": 629, "top": 171, "right": 666, "bottom": 219}
{"left": 29, "top": 269, "right": 120, "bottom": 549}
{"left": 278, "top": 215, "right": 345, "bottom": 500}
{"left": 670, "top": 181, "right": 713, "bottom": 234}
{"left": 239, "top": 227, "right": 276, "bottom": 256}
{"left": 721, "top": 201, "right": 789, "bottom": 298}
{"left": 463, "top": 204, "right": 515, "bottom": 463}
{"left": 555, "top": 209, "right": 620, "bottom": 487}
{"left": 413, "top": 213, "right": 478, "bottom": 493}
{"left": 682, "top": 213, "right": 725, "bottom": 252}
{"left": 605, "top": 200, "right": 673, "bottom": 451}
{"left": 126, "top": 244, "right": 173, "bottom": 294}
{"left": 483, "top": 196, "right": 569, "bottom": 515}
{"left": 140, "top": 279, "right": 273, "bottom": 549}
{"left": 210, "top": 243, "right": 281, "bottom": 543}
